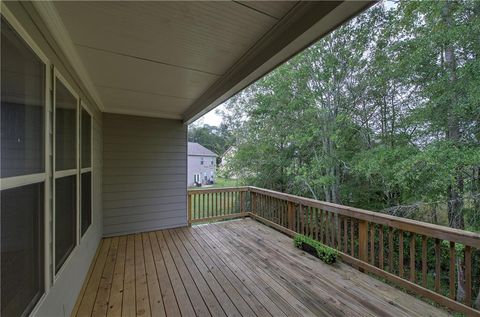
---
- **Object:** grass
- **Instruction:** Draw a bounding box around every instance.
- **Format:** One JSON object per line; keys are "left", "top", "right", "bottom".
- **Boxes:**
{"left": 210, "top": 177, "right": 241, "bottom": 188}
{"left": 188, "top": 177, "right": 241, "bottom": 189}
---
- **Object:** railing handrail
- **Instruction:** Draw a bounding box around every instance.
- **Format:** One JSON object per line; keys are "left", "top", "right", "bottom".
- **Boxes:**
{"left": 248, "top": 186, "right": 480, "bottom": 248}
{"left": 188, "top": 186, "right": 250, "bottom": 194}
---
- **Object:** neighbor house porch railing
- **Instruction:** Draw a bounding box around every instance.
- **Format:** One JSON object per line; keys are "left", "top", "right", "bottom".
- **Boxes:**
{"left": 188, "top": 186, "right": 480, "bottom": 316}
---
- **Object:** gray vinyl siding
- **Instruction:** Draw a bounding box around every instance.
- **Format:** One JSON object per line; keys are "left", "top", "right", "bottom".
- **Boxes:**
{"left": 103, "top": 113, "right": 187, "bottom": 236}
{"left": 3, "top": 3, "right": 104, "bottom": 317}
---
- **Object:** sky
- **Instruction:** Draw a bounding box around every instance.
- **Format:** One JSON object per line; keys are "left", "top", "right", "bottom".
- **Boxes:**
{"left": 193, "top": 103, "right": 225, "bottom": 127}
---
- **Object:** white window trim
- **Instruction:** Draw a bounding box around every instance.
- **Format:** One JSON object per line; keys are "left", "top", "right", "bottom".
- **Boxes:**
{"left": 0, "top": 3, "right": 52, "bottom": 313}
{"left": 80, "top": 101, "right": 93, "bottom": 239}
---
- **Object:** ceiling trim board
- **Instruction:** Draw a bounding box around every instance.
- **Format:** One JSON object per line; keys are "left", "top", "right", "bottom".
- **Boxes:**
{"left": 75, "top": 43, "right": 222, "bottom": 76}
{"left": 32, "top": 1, "right": 105, "bottom": 111}
{"left": 182, "top": 0, "right": 373, "bottom": 124}
{"left": 232, "top": 1, "right": 280, "bottom": 20}
{"left": 103, "top": 108, "right": 183, "bottom": 121}
{"left": 96, "top": 84, "right": 196, "bottom": 101}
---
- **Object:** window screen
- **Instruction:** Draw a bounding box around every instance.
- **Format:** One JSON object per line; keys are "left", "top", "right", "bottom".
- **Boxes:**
{"left": 55, "top": 175, "right": 77, "bottom": 272}
{"left": 81, "top": 109, "right": 91, "bottom": 168}
{"left": 81, "top": 172, "right": 92, "bottom": 236}
{"left": 1, "top": 17, "right": 45, "bottom": 178}
{"left": 55, "top": 79, "right": 77, "bottom": 171}
{"left": 1, "top": 183, "right": 44, "bottom": 317}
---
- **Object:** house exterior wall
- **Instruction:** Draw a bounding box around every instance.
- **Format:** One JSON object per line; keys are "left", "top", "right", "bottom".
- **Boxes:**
{"left": 2, "top": 2, "right": 104, "bottom": 317}
{"left": 103, "top": 113, "right": 187, "bottom": 236}
{"left": 187, "top": 155, "right": 216, "bottom": 187}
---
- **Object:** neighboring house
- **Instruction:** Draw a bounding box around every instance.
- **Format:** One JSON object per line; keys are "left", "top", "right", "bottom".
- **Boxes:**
{"left": 188, "top": 142, "right": 217, "bottom": 187}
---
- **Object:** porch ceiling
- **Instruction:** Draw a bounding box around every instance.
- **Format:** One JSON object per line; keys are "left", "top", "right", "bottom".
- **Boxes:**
{"left": 41, "top": 1, "right": 372, "bottom": 122}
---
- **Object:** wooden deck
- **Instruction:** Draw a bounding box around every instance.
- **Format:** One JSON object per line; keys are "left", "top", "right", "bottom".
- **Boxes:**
{"left": 72, "top": 219, "right": 451, "bottom": 317}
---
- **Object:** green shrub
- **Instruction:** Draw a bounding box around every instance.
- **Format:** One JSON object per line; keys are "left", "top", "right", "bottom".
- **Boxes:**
{"left": 293, "top": 234, "right": 338, "bottom": 264}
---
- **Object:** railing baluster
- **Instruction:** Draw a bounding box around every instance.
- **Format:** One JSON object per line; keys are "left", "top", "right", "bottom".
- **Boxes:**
{"left": 343, "top": 217, "right": 347, "bottom": 253}
{"left": 337, "top": 215, "right": 341, "bottom": 251}
{"left": 310, "top": 206, "right": 314, "bottom": 238}
{"left": 435, "top": 239, "right": 441, "bottom": 292}
{"left": 410, "top": 233, "right": 416, "bottom": 283}
{"left": 388, "top": 227, "right": 393, "bottom": 273}
{"left": 350, "top": 218, "right": 354, "bottom": 256}
{"left": 319, "top": 209, "right": 324, "bottom": 243}
{"left": 370, "top": 223, "right": 375, "bottom": 265}
{"left": 465, "top": 245, "right": 472, "bottom": 306}
{"left": 399, "top": 230, "right": 404, "bottom": 278}
{"left": 449, "top": 241, "right": 455, "bottom": 300}
{"left": 422, "top": 235, "right": 427, "bottom": 287}
{"left": 379, "top": 225, "right": 384, "bottom": 270}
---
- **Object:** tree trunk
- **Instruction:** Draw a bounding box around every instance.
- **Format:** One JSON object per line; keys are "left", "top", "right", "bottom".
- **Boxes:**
{"left": 441, "top": 0, "right": 465, "bottom": 230}
{"left": 442, "top": 0, "right": 467, "bottom": 301}
{"left": 431, "top": 203, "right": 438, "bottom": 224}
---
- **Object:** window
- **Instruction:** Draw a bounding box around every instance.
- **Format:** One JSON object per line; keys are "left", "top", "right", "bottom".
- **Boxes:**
{"left": 81, "top": 108, "right": 92, "bottom": 236}
{"left": 54, "top": 77, "right": 77, "bottom": 272}
{"left": 55, "top": 78, "right": 77, "bottom": 171}
{"left": 81, "top": 109, "right": 91, "bottom": 168}
{"left": 1, "top": 16, "right": 46, "bottom": 316}
{"left": 211, "top": 159, "right": 214, "bottom": 166}
{"left": 200, "top": 157, "right": 204, "bottom": 165}
{"left": 54, "top": 175, "right": 76, "bottom": 273}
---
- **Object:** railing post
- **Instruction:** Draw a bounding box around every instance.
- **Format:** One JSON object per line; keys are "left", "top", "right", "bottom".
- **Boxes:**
{"left": 188, "top": 192, "right": 192, "bottom": 226}
{"left": 358, "top": 220, "right": 368, "bottom": 264}
{"left": 288, "top": 202, "right": 295, "bottom": 231}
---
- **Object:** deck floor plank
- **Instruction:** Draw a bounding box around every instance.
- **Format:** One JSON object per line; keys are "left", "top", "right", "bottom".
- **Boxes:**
{"left": 168, "top": 229, "right": 226, "bottom": 317}
{"left": 170, "top": 229, "right": 256, "bottom": 317}
{"left": 122, "top": 235, "right": 136, "bottom": 317}
{"left": 174, "top": 228, "right": 273, "bottom": 317}
{"left": 223, "top": 221, "right": 393, "bottom": 316}
{"left": 154, "top": 231, "right": 196, "bottom": 316}
{"left": 141, "top": 233, "right": 166, "bottom": 317}
{"left": 92, "top": 237, "right": 119, "bottom": 317}
{"left": 77, "top": 239, "right": 112, "bottom": 317}
{"left": 73, "top": 219, "right": 451, "bottom": 317}
{"left": 148, "top": 232, "right": 181, "bottom": 317}
{"left": 225, "top": 221, "right": 396, "bottom": 316}
{"left": 161, "top": 230, "right": 211, "bottom": 316}
{"left": 180, "top": 227, "right": 291, "bottom": 317}
{"left": 235, "top": 220, "right": 443, "bottom": 317}
{"left": 107, "top": 236, "right": 127, "bottom": 317}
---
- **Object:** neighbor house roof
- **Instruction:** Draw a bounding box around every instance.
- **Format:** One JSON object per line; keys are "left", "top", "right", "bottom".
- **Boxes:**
{"left": 188, "top": 142, "right": 218, "bottom": 157}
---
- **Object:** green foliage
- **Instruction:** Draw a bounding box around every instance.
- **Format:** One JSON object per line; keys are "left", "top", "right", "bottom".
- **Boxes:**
{"left": 293, "top": 234, "right": 338, "bottom": 264}
{"left": 188, "top": 122, "right": 233, "bottom": 165}
{"left": 219, "top": 0, "right": 480, "bottom": 231}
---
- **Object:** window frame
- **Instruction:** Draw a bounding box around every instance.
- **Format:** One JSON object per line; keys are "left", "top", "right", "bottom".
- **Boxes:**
{"left": 52, "top": 69, "right": 80, "bottom": 280}
{"left": 80, "top": 102, "right": 93, "bottom": 239}
{"left": 0, "top": 4, "right": 52, "bottom": 314}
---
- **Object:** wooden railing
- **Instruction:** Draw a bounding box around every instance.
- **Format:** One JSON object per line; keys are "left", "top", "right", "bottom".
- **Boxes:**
{"left": 188, "top": 186, "right": 480, "bottom": 316}
{"left": 188, "top": 187, "right": 249, "bottom": 224}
